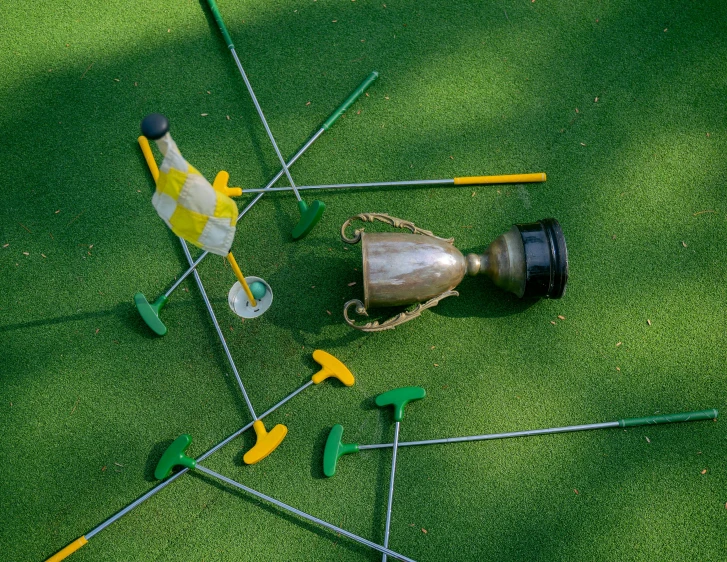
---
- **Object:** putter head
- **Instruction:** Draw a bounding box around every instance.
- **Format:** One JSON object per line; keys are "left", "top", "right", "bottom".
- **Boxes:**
{"left": 134, "top": 293, "right": 168, "bottom": 336}
{"left": 311, "top": 350, "right": 355, "bottom": 386}
{"left": 323, "top": 424, "right": 359, "bottom": 477}
{"left": 242, "top": 420, "right": 288, "bottom": 465}
{"left": 375, "top": 386, "right": 426, "bottom": 422}
{"left": 155, "top": 434, "right": 196, "bottom": 480}
{"left": 292, "top": 200, "right": 325, "bottom": 240}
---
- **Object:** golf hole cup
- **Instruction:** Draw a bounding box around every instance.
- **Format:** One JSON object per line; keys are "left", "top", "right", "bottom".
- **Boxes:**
{"left": 341, "top": 213, "right": 568, "bottom": 331}
{"left": 228, "top": 276, "right": 273, "bottom": 318}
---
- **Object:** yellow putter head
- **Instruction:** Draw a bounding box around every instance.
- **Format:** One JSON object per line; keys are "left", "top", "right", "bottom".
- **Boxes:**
{"left": 243, "top": 420, "right": 288, "bottom": 465}
{"left": 311, "top": 350, "right": 355, "bottom": 386}
{"left": 212, "top": 170, "right": 243, "bottom": 197}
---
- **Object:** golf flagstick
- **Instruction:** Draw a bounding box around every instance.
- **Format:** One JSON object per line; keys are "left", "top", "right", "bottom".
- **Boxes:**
{"left": 323, "top": 409, "right": 719, "bottom": 477}
{"left": 137, "top": 134, "right": 258, "bottom": 308}
{"left": 240, "top": 173, "right": 547, "bottom": 193}
{"left": 133, "top": 71, "right": 378, "bottom": 335}
{"left": 44, "top": 351, "right": 354, "bottom": 561}
{"left": 205, "top": 0, "right": 325, "bottom": 239}
{"left": 138, "top": 132, "right": 287, "bottom": 464}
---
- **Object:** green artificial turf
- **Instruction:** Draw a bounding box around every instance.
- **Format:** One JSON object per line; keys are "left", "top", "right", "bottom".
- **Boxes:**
{"left": 1, "top": 0, "right": 726, "bottom": 560}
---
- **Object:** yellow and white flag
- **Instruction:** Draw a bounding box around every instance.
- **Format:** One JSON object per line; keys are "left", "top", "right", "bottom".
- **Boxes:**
{"left": 152, "top": 133, "right": 238, "bottom": 256}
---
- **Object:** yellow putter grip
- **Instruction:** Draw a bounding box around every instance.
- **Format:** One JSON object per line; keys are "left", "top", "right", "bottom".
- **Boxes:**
{"left": 226, "top": 252, "right": 257, "bottom": 306}
{"left": 138, "top": 136, "right": 160, "bottom": 181}
{"left": 46, "top": 536, "right": 88, "bottom": 562}
{"left": 453, "top": 173, "right": 546, "bottom": 185}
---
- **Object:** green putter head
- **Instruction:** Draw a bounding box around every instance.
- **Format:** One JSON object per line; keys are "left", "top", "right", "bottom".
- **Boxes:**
{"left": 155, "top": 434, "right": 196, "bottom": 480}
{"left": 375, "top": 386, "right": 426, "bottom": 422}
{"left": 291, "top": 200, "right": 325, "bottom": 240}
{"left": 134, "top": 293, "right": 168, "bottom": 336}
{"left": 323, "top": 424, "right": 359, "bottom": 477}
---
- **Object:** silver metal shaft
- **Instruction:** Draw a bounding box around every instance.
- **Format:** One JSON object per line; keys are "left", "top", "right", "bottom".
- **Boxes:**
{"left": 229, "top": 48, "right": 302, "bottom": 202}
{"left": 358, "top": 421, "right": 620, "bottom": 451}
{"left": 161, "top": 127, "right": 325, "bottom": 298}
{"left": 181, "top": 241, "right": 257, "bottom": 420}
{"left": 382, "top": 420, "right": 400, "bottom": 562}
{"left": 243, "top": 179, "right": 454, "bottom": 193}
{"left": 194, "top": 464, "right": 416, "bottom": 562}
{"left": 86, "top": 379, "right": 316, "bottom": 539}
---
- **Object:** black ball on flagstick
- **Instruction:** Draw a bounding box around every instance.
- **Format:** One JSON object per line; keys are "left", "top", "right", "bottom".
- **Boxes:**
{"left": 141, "top": 114, "right": 170, "bottom": 140}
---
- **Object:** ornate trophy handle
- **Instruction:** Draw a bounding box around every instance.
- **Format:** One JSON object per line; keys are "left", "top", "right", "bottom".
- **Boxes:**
{"left": 343, "top": 290, "right": 459, "bottom": 332}
{"left": 341, "top": 213, "right": 454, "bottom": 244}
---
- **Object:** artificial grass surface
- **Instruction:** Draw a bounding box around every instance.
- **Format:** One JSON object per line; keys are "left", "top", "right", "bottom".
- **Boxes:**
{"left": 1, "top": 0, "right": 726, "bottom": 560}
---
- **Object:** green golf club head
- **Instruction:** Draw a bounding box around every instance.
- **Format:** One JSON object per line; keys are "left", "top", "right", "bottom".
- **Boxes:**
{"left": 323, "top": 424, "right": 359, "bottom": 477}
{"left": 375, "top": 386, "right": 426, "bottom": 422}
{"left": 155, "top": 434, "right": 196, "bottom": 480}
{"left": 292, "top": 199, "right": 325, "bottom": 240}
{"left": 134, "top": 293, "right": 168, "bottom": 336}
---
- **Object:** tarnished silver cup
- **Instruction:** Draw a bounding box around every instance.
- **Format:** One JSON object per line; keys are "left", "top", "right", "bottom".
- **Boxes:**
{"left": 341, "top": 213, "right": 568, "bottom": 331}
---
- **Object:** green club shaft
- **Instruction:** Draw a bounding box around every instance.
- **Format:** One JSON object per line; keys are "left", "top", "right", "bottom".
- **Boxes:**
{"left": 358, "top": 409, "right": 718, "bottom": 450}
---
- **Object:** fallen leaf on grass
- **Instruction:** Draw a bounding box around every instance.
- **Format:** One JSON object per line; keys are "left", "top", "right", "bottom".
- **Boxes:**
{"left": 348, "top": 282, "right": 356, "bottom": 286}
{"left": 701, "top": 469, "right": 707, "bottom": 475}
{"left": 682, "top": 241, "right": 688, "bottom": 247}
{"left": 647, "top": 319, "right": 652, "bottom": 326}
{"left": 574, "top": 489, "right": 579, "bottom": 495}
{"left": 645, "top": 436, "right": 651, "bottom": 443}
{"left": 558, "top": 315, "right": 566, "bottom": 320}
{"left": 421, "top": 528, "right": 427, "bottom": 534}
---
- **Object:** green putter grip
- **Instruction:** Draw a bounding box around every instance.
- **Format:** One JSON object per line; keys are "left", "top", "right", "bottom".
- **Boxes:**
{"left": 375, "top": 386, "right": 426, "bottom": 422}
{"left": 322, "top": 71, "right": 379, "bottom": 130}
{"left": 154, "top": 434, "right": 196, "bottom": 480}
{"left": 206, "top": 0, "right": 235, "bottom": 48}
{"left": 618, "top": 409, "right": 718, "bottom": 427}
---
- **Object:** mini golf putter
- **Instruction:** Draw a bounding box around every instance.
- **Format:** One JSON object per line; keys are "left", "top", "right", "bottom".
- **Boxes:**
{"left": 376, "top": 387, "right": 425, "bottom": 562}
{"left": 204, "top": 0, "right": 325, "bottom": 241}
{"left": 323, "top": 409, "right": 720, "bottom": 477}
{"left": 154, "top": 433, "right": 417, "bottom": 561}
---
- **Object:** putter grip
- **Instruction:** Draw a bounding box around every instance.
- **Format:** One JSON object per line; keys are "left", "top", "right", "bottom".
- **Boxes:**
{"left": 322, "top": 71, "right": 379, "bottom": 130}
{"left": 619, "top": 409, "right": 718, "bottom": 427}
{"left": 45, "top": 537, "right": 88, "bottom": 561}
{"left": 206, "top": 0, "right": 235, "bottom": 48}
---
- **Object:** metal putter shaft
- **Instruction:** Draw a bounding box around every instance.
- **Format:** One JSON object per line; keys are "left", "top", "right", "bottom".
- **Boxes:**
{"left": 375, "top": 387, "right": 426, "bottom": 562}
{"left": 153, "top": 435, "right": 416, "bottom": 562}
{"left": 205, "top": 0, "right": 325, "bottom": 239}
{"left": 44, "top": 353, "right": 354, "bottom": 562}
{"left": 135, "top": 71, "right": 378, "bottom": 335}
{"left": 240, "top": 173, "right": 547, "bottom": 193}
{"left": 323, "top": 409, "right": 719, "bottom": 478}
